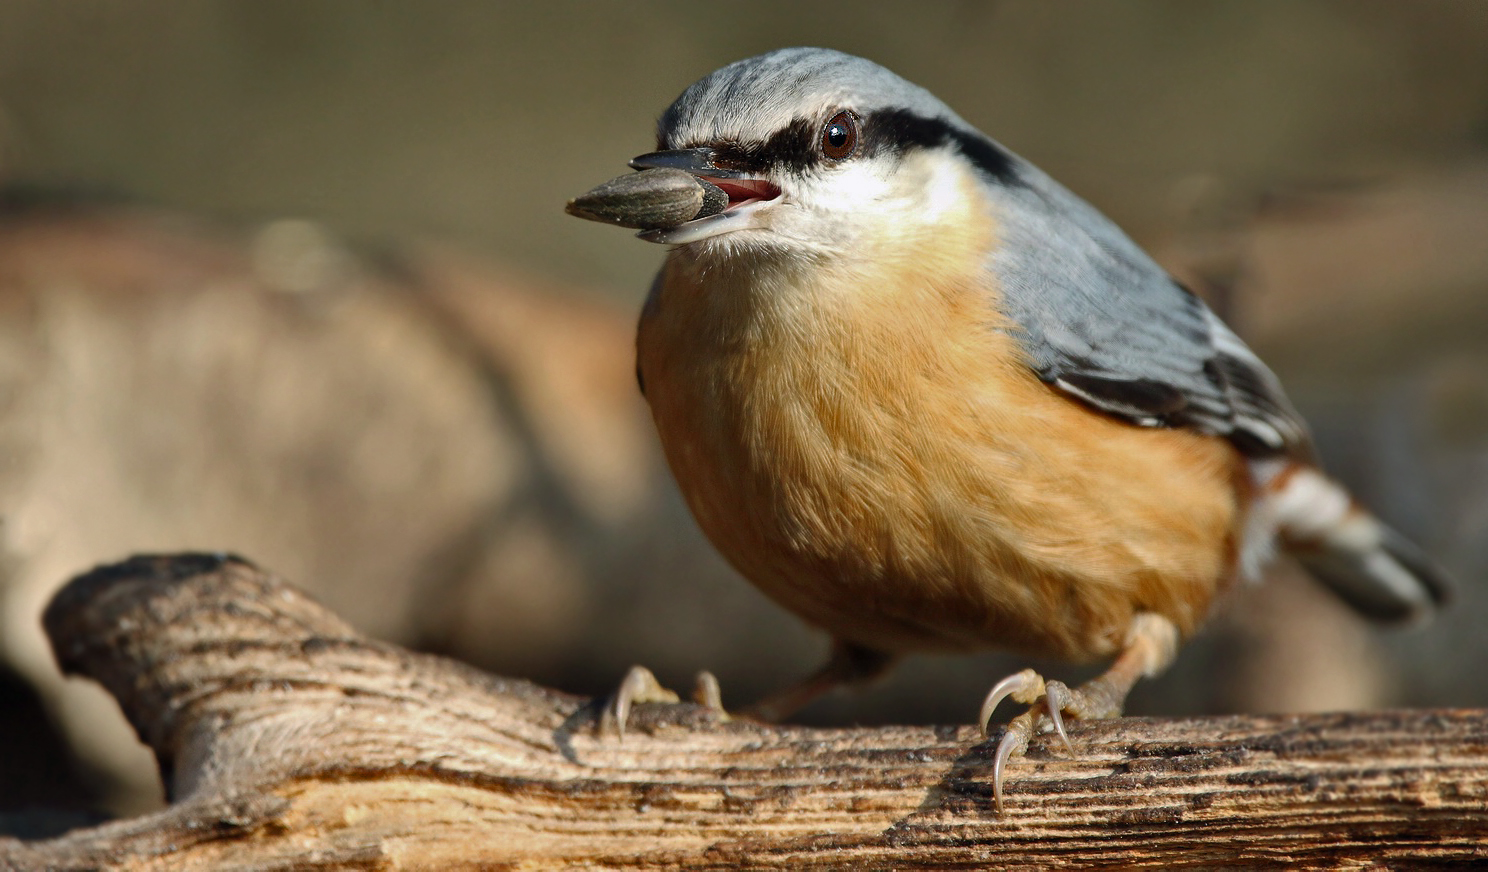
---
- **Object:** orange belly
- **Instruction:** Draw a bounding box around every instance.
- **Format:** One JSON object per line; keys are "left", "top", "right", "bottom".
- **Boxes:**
{"left": 637, "top": 226, "right": 1247, "bottom": 664}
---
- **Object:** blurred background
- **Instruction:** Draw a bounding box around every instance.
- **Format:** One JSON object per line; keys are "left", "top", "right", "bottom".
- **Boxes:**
{"left": 0, "top": 0, "right": 1485, "bottom": 828}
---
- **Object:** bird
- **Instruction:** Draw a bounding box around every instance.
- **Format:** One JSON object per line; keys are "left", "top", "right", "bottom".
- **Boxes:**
{"left": 565, "top": 47, "right": 1451, "bottom": 807}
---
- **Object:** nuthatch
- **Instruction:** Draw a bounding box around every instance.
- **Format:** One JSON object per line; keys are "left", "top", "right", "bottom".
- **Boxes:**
{"left": 567, "top": 47, "right": 1451, "bottom": 807}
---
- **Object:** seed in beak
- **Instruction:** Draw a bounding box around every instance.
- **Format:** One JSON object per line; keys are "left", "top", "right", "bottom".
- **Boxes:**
{"left": 566, "top": 168, "right": 728, "bottom": 230}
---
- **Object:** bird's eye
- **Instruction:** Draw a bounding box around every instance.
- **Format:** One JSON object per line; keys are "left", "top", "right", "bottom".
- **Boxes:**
{"left": 819, "top": 111, "right": 858, "bottom": 160}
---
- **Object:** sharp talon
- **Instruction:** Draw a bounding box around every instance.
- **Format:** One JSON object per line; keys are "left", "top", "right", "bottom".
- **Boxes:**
{"left": 992, "top": 717, "right": 1031, "bottom": 813}
{"left": 976, "top": 616, "right": 1178, "bottom": 810}
{"left": 606, "top": 665, "right": 678, "bottom": 740}
{"left": 1043, "top": 680, "right": 1075, "bottom": 755}
{"left": 610, "top": 666, "right": 646, "bottom": 740}
{"left": 693, "top": 670, "right": 725, "bottom": 715}
{"left": 978, "top": 668, "right": 1044, "bottom": 738}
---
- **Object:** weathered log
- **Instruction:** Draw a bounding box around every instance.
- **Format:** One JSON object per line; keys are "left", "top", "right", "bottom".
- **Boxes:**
{"left": 2, "top": 554, "right": 1484, "bottom": 869}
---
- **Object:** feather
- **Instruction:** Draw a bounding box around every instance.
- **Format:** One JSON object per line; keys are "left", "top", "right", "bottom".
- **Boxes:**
{"left": 983, "top": 155, "right": 1312, "bottom": 459}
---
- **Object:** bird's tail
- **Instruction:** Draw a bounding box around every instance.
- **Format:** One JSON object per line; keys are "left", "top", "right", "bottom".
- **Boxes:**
{"left": 1259, "top": 462, "right": 1452, "bottom": 622}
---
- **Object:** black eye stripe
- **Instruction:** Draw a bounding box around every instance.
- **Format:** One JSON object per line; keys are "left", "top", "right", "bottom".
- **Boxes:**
{"left": 702, "top": 118, "right": 817, "bottom": 174}
{"left": 860, "top": 109, "right": 1020, "bottom": 184}
{"left": 669, "top": 109, "right": 1020, "bottom": 185}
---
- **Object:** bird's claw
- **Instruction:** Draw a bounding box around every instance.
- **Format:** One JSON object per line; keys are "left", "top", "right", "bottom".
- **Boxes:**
{"left": 1043, "top": 680, "right": 1076, "bottom": 755}
{"left": 978, "top": 667, "right": 1045, "bottom": 738}
{"left": 603, "top": 665, "right": 679, "bottom": 739}
{"left": 692, "top": 669, "right": 726, "bottom": 716}
{"left": 992, "top": 710, "right": 1035, "bottom": 812}
{"left": 981, "top": 671, "right": 1088, "bottom": 811}
{"left": 603, "top": 666, "right": 727, "bottom": 739}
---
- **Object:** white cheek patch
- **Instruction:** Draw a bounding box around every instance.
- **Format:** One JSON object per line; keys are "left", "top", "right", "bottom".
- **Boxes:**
{"left": 797, "top": 162, "right": 894, "bottom": 210}
{"left": 781, "top": 150, "right": 975, "bottom": 252}
{"left": 903, "top": 151, "right": 967, "bottom": 223}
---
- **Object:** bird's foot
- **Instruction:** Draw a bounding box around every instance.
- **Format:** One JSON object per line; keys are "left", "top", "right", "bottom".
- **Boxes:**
{"left": 976, "top": 614, "right": 1179, "bottom": 810}
{"left": 978, "top": 668, "right": 1130, "bottom": 811}
{"left": 601, "top": 665, "right": 727, "bottom": 738}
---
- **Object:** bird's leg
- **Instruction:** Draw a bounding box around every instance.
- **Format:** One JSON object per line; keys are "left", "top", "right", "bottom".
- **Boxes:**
{"left": 741, "top": 640, "right": 897, "bottom": 723}
{"left": 602, "top": 665, "right": 727, "bottom": 738}
{"left": 978, "top": 612, "right": 1179, "bottom": 810}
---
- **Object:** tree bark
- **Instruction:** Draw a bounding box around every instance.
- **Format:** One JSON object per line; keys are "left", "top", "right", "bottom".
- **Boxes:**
{"left": 3, "top": 554, "right": 1484, "bottom": 870}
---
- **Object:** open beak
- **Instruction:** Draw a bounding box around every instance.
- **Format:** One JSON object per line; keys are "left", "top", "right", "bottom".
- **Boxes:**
{"left": 566, "top": 148, "right": 781, "bottom": 244}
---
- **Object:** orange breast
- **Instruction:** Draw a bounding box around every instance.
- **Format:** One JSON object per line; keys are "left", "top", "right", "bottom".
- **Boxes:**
{"left": 636, "top": 199, "right": 1247, "bottom": 663}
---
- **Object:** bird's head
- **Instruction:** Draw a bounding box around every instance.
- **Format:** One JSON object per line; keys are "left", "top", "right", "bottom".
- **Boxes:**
{"left": 570, "top": 48, "right": 1021, "bottom": 261}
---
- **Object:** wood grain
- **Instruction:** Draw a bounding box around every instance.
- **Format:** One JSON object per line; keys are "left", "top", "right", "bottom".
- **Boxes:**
{"left": 4, "top": 553, "right": 1485, "bottom": 869}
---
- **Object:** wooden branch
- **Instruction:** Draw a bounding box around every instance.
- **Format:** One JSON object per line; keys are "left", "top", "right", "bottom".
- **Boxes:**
{"left": 4, "top": 554, "right": 1485, "bottom": 869}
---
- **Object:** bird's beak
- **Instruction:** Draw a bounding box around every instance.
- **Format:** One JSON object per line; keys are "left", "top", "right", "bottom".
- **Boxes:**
{"left": 627, "top": 147, "right": 749, "bottom": 178}
{"left": 566, "top": 148, "right": 781, "bottom": 245}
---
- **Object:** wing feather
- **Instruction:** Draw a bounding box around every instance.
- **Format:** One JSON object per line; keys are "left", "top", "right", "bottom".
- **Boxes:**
{"left": 983, "top": 156, "right": 1310, "bottom": 458}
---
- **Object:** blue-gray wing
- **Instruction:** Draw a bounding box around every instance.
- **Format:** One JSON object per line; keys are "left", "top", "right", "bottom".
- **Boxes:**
{"left": 983, "top": 159, "right": 1311, "bottom": 458}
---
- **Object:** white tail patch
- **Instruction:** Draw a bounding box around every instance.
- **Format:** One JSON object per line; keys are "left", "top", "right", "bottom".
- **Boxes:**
{"left": 1236, "top": 457, "right": 1290, "bottom": 582}
{"left": 1244, "top": 459, "right": 1448, "bottom": 622}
